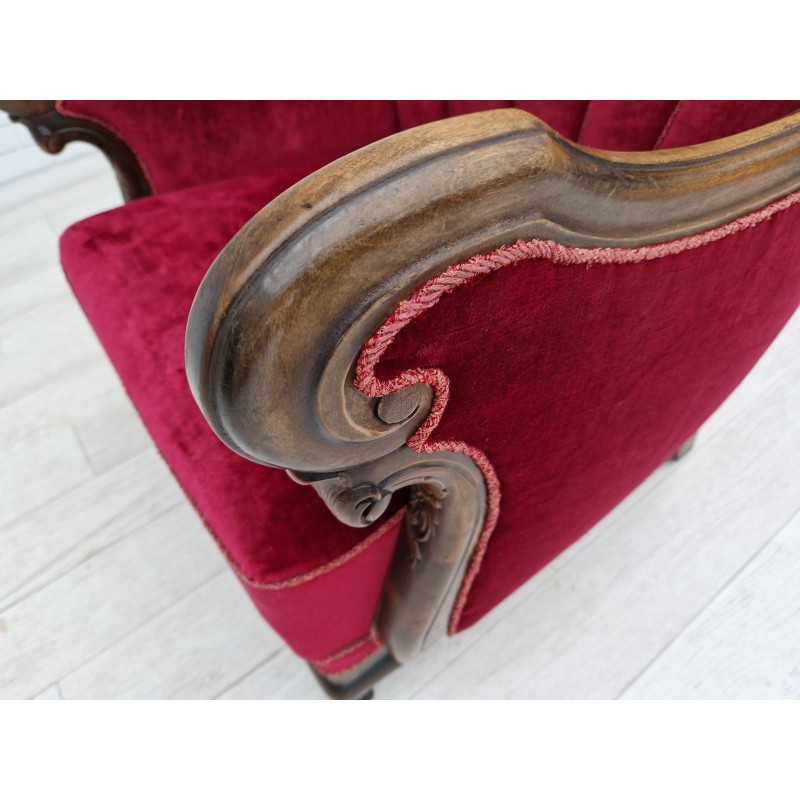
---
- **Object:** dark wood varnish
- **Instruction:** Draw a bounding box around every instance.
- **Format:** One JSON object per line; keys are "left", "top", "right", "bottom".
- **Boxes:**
{"left": 186, "top": 108, "right": 800, "bottom": 472}
{"left": 0, "top": 100, "right": 151, "bottom": 201}
{"left": 294, "top": 444, "right": 487, "bottom": 663}
{"left": 185, "top": 107, "right": 800, "bottom": 696}
{"left": 10, "top": 101, "right": 800, "bottom": 696}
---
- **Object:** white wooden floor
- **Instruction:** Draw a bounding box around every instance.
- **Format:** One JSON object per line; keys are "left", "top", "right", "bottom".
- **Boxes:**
{"left": 2, "top": 136, "right": 800, "bottom": 701}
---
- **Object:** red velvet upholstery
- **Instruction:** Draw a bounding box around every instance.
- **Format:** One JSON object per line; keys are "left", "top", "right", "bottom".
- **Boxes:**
{"left": 58, "top": 101, "right": 400, "bottom": 195}
{"left": 656, "top": 100, "right": 800, "bottom": 149}
{"left": 57, "top": 100, "right": 800, "bottom": 670}
{"left": 59, "top": 165, "right": 404, "bottom": 666}
{"left": 60, "top": 100, "right": 596, "bottom": 195}
{"left": 373, "top": 199, "right": 800, "bottom": 631}
{"left": 578, "top": 100, "right": 678, "bottom": 150}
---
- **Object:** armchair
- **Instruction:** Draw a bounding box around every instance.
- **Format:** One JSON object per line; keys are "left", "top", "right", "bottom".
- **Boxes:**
{"left": 5, "top": 100, "right": 800, "bottom": 698}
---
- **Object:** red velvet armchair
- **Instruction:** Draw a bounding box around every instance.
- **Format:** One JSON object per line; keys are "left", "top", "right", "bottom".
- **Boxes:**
{"left": 5, "top": 100, "right": 800, "bottom": 698}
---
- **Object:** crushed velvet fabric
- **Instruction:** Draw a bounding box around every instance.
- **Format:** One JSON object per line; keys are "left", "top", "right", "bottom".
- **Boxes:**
{"left": 58, "top": 100, "right": 800, "bottom": 663}
{"left": 656, "top": 100, "right": 800, "bottom": 149}
{"left": 394, "top": 100, "right": 588, "bottom": 140}
{"left": 242, "top": 509, "right": 404, "bottom": 672}
{"left": 58, "top": 101, "right": 400, "bottom": 195}
{"left": 60, "top": 101, "right": 800, "bottom": 199}
{"left": 60, "top": 100, "right": 596, "bottom": 196}
{"left": 578, "top": 100, "right": 678, "bottom": 150}
{"left": 59, "top": 165, "right": 405, "bottom": 662}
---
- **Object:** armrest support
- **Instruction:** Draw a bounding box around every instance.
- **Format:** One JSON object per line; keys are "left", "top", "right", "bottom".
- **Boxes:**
{"left": 0, "top": 100, "right": 151, "bottom": 201}
{"left": 185, "top": 108, "right": 800, "bottom": 692}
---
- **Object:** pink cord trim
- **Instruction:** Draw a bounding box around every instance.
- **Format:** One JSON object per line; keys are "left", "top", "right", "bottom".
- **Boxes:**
{"left": 55, "top": 100, "right": 157, "bottom": 193}
{"left": 355, "top": 188, "right": 800, "bottom": 634}
{"left": 231, "top": 507, "right": 405, "bottom": 591}
{"left": 311, "top": 628, "right": 382, "bottom": 674}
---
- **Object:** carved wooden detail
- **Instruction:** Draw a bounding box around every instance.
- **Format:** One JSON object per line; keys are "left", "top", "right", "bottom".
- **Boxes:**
{"left": 0, "top": 100, "right": 151, "bottom": 202}
{"left": 185, "top": 107, "right": 800, "bottom": 695}
{"left": 13, "top": 100, "right": 800, "bottom": 694}
{"left": 406, "top": 483, "right": 445, "bottom": 564}
{"left": 293, "top": 445, "right": 486, "bottom": 664}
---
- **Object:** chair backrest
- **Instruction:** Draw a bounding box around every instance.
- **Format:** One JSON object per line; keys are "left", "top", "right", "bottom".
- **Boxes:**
{"left": 55, "top": 100, "right": 800, "bottom": 198}
{"left": 374, "top": 188, "right": 800, "bottom": 630}
{"left": 57, "top": 100, "right": 400, "bottom": 193}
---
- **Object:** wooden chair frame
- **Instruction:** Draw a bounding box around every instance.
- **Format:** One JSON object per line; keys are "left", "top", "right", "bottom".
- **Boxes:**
{"left": 6, "top": 101, "right": 800, "bottom": 698}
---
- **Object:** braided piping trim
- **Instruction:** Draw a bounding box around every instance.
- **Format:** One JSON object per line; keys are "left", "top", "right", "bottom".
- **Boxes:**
{"left": 355, "top": 188, "right": 800, "bottom": 635}
{"left": 311, "top": 628, "right": 383, "bottom": 676}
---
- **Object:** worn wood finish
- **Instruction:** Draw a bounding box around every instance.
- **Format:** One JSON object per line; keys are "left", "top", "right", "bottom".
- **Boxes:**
{"left": 186, "top": 109, "right": 800, "bottom": 472}
{"left": 185, "top": 107, "right": 800, "bottom": 695}
{"left": 299, "top": 443, "right": 487, "bottom": 698}
{"left": 0, "top": 101, "right": 151, "bottom": 201}
{"left": 312, "top": 648, "right": 398, "bottom": 700}
{"left": 294, "top": 445, "right": 487, "bottom": 663}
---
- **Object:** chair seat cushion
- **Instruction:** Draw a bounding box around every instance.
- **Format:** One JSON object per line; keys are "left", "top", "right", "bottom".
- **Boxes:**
{"left": 60, "top": 166, "right": 404, "bottom": 668}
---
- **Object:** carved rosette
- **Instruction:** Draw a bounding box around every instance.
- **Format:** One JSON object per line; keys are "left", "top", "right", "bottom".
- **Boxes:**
{"left": 405, "top": 484, "right": 445, "bottom": 564}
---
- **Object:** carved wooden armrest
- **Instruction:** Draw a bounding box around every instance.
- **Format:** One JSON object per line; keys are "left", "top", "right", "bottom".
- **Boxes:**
{"left": 186, "top": 108, "right": 800, "bottom": 697}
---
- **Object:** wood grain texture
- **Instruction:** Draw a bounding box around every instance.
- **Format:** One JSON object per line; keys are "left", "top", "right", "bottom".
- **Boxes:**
{"left": 0, "top": 425, "right": 92, "bottom": 529}
{"left": 0, "top": 365, "right": 154, "bottom": 475}
{"left": 0, "top": 220, "right": 57, "bottom": 287}
{"left": 1, "top": 269, "right": 65, "bottom": 321}
{"left": 0, "top": 148, "right": 111, "bottom": 215}
{"left": 219, "top": 647, "right": 329, "bottom": 700}
{"left": 186, "top": 109, "right": 800, "bottom": 473}
{"left": 31, "top": 684, "right": 62, "bottom": 700}
{"left": 3, "top": 141, "right": 799, "bottom": 698}
{"left": 6, "top": 105, "right": 800, "bottom": 698}
{"left": 299, "top": 445, "right": 487, "bottom": 665}
{"left": 0, "top": 166, "right": 120, "bottom": 228}
{"left": 185, "top": 107, "right": 800, "bottom": 692}
{"left": 0, "top": 296, "right": 107, "bottom": 407}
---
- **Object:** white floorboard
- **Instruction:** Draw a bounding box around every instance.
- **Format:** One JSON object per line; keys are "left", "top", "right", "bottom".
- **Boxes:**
{"left": 1, "top": 118, "right": 800, "bottom": 700}
{"left": 0, "top": 425, "right": 93, "bottom": 530}
{"left": 0, "top": 504, "right": 224, "bottom": 699}
{"left": 0, "top": 296, "right": 107, "bottom": 407}
{"left": 0, "top": 450, "right": 183, "bottom": 609}
{"left": 2, "top": 268, "right": 66, "bottom": 321}
{"left": 31, "top": 684, "right": 62, "bottom": 700}
{"left": 0, "top": 365, "right": 154, "bottom": 476}
{"left": 0, "top": 220, "right": 57, "bottom": 286}
{"left": 623, "top": 508, "right": 800, "bottom": 699}
{"left": 60, "top": 571, "right": 284, "bottom": 700}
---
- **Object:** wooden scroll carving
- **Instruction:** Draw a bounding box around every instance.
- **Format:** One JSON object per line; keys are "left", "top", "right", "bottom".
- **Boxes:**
{"left": 181, "top": 107, "right": 800, "bottom": 697}
{"left": 0, "top": 100, "right": 151, "bottom": 201}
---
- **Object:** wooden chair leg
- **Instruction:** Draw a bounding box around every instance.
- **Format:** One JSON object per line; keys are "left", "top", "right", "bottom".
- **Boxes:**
{"left": 671, "top": 433, "right": 697, "bottom": 461}
{"left": 310, "top": 648, "right": 398, "bottom": 700}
